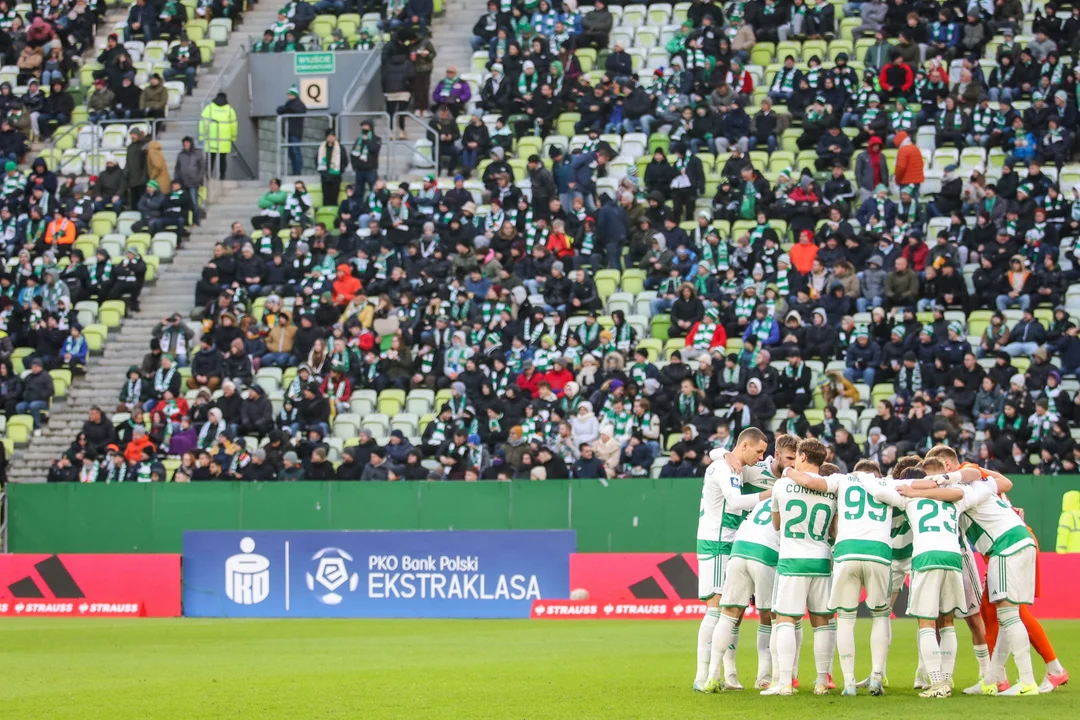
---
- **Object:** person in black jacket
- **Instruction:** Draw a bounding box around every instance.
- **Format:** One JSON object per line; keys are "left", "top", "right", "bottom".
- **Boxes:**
{"left": 604, "top": 42, "right": 632, "bottom": 82}
{"left": 188, "top": 336, "right": 223, "bottom": 391}
{"left": 240, "top": 449, "right": 276, "bottom": 480}
{"left": 276, "top": 87, "right": 307, "bottom": 176}
{"left": 668, "top": 142, "right": 704, "bottom": 222}
{"left": 815, "top": 124, "right": 854, "bottom": 170}
{"left": 332, "top": 447, "right": 361, "bottom": 479}
{"left": 349, "top": 120, "right": 380, "bottom": 199}
{"left": 479, "top": 62, "right": 510, "bottom": 112}
{"left": 461, "top": 114, "right": 490, "bottom": 176}
{"left": 37, "top": 80, "right": 74, "bottom": 140}
{"left": 644, "top": 149, "right": 675, "bottom": 199}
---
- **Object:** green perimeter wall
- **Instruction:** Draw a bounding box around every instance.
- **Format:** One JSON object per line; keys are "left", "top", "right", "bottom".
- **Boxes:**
{"left": 6, "top": 475, "right": 1078, "bottom": 554}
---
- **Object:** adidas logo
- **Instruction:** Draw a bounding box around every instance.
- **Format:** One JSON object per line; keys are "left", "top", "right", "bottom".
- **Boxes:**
{"left": 7, "top": 555, "right": 85, "bottom": 599}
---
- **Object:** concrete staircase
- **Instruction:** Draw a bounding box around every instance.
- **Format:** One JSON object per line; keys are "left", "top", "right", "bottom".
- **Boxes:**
{"left": 155, "top": 1, "right": 283, "bottom": 161}
{"left": 9, "top": 181, "right": 269, "bottom": 483}
{"left": 429, "top": 0, "right": 481, "bottom": 84}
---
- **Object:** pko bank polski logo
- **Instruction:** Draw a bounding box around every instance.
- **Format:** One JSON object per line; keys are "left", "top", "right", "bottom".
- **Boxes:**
{"left": 305, "top": 547, "right": 361, "bottom": 605}
{"left": 225, "top": 537, "right": 271, "bottom": 605}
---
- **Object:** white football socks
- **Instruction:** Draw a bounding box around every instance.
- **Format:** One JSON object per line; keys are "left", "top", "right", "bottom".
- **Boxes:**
{"left": 836, "top": 611, "right": 858, "bottom": 688}
{"left": 918, "top": 627, "right": 943, "bottom": 686}
{"left": 695, "top": 608, "right": 721, "bottom": 686}
{"left": 999, "top": 605, "right": 1035, "bottom": 685}
{"left": 776, "top": 621, "right": 797, "bottom": 687}
{"left": 724, "top": 623, "right": 740, "bottom": 680}
{"left": 757, "top": 623, "right": 773, "bottom": 684}
{"left": 707, "top": 613, "right": 738, "bottom": 682}
{"left": 939, "top": 626, "right": 958, "bottom": 683}
{"left": 793, "top": 618, "right": 804, "bottom": 680}
{"left": 813, "top": 624, "right": 833, "bottom": 686}
{"left": 870, "top": 610, "right": 891, "bottom": 680}
{"left": 973, "top": 643, "right": 990, "bottom": 679}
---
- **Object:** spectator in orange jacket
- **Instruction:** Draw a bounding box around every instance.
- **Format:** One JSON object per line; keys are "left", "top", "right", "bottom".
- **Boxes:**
{"left": 789, "top": 228, "right": 819, "bottom": 275}
{"left": 893, "top": 130, "right": 925, "bottom": 192}
{"left": 43, "top": 207, "right": 75, "bottom": 255}
{"left": 332, "top": 263, "right": 362, "bottom": 306}
{"left": 124, "top": 425, "right": 155, "bottom": 463}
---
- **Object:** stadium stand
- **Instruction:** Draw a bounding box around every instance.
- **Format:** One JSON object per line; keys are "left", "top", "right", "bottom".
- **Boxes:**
{"left": 0, "top": 0, "right": 273, "bottom": 483}
{"left": 26, "top": 0, "right": 1080, "bottom": 483}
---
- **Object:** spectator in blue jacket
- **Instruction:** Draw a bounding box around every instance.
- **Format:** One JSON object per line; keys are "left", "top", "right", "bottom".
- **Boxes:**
{"left": 1053, "top": 322, "right": 1080, "bottom": 378}
{"left": 124, "top": 0, "right": 156, "bottom": 41}
{"left": 61, "top": 325, "right": 88, "bottom": 374}
{"left": 569, "top": 147, "right": 611, "bottom": 211}
{"left": 844, "top": 326, "right": 880, "bottom": 386}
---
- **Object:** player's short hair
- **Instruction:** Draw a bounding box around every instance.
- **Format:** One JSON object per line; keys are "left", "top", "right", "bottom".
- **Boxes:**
{"left": 775, "top": 433, "right": 799, "bottom": 454}
{"left": 899, "top": 468, "right": 926, "bottom": 480}
{"left": 738, "top": 427, "right": 768, "bottom": 447}
{"left": 893, "top": 454, "right": 922, "bottom": 476}
{"left": 925, "top": 445, "right": 958, "bottom": 465}
{"left": 820, "top": 462, "right": 841, "bottom": 476}
{"left": 798, "top": 438, "right": 827, "bottom": 467}
{"left": 920, "top": 457, "right": 946, "bottom": 473}
{"left": 853, "top": 459, "right": 882, "bottom": 477}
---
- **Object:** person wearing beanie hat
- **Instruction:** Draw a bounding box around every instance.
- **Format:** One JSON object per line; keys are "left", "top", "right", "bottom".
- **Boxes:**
{"left": 277, "top": 84, "right": 307, "bottom": 175}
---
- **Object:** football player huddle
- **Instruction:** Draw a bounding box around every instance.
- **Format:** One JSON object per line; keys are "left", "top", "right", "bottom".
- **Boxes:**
{"left": 693, "top": 429, "right": 1069, "bottom": 698}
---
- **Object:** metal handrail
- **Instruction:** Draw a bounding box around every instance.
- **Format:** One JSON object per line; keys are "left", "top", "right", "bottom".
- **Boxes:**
{"left": 342, "top": 44, "right": 384, "bottom": 110}
{"left": 275, "top": 111, "right": 334, "bottom": 178}
{"left": 335, "top": 110, "right": 393, "bottom": 178}
{"left": 393, "top": 111, "right": 438, "bottom": 176}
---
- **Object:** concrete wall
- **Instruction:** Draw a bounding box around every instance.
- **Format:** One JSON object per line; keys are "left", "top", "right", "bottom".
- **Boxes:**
{"left": 248, "top": 51, "right": 380, "bottom": 117}
{"left": 254, "top": 63, "right": 386, "bottom": 181}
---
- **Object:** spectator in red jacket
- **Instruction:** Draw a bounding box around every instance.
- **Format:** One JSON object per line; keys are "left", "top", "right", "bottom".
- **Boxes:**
{"left": 901, "top": 234, "right": 929, "bottom": 272}
{"left": 879, "top": 52, "right": 914, "bottom": 100}
{"left": 546, "top": 220, "right": 575, "bottom": 261}
{"left": 516, "top": 361, "right": 542, "bottom": 398}
{"left": 543, "top": 357, "right": 574, "bottom": 396}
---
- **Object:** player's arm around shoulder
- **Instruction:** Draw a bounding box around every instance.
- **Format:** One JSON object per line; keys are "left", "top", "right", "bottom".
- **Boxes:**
{"left": 780, "top": 467, "right": 829, "bottom": 493}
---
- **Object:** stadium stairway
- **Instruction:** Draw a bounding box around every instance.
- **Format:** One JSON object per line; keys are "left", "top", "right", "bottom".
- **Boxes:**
{"left": 155, "top": 2, "right": 284, "bottom": 161}
{"left": 428, "top": 0, "right": 485, "bottom": 119}
{"left": 8, "top": 181, "right": 269, "bottom": 483}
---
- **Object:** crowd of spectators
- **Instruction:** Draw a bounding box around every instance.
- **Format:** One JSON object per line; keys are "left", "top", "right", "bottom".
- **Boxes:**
{"left": 44, "top": 0, "right": 1080, "bottom": 483}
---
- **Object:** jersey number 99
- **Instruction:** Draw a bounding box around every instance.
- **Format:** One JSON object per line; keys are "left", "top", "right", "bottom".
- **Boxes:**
{"left": 842, "top": 485, "right": 888, "bottom": 522}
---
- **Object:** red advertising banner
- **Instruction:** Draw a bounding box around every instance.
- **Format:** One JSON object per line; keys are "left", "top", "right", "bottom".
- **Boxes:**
{"left": 531, "top": 599, "right": 756, "bottom": 619}
{"left": 0, "top": 554, "right": 181, "bottom": 617}
{"left": 568, "top": 552, "right": 1080, "bottom": 619}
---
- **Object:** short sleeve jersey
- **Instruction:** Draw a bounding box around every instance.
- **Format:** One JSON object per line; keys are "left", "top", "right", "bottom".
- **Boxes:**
{"left": 773, "top": 478, "right": 837, "bottom": 576}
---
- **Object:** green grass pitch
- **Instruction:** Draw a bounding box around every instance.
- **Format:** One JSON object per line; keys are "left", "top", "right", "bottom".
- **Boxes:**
{"left": 1, "top": 618, "right": 1075, "bottom": 719}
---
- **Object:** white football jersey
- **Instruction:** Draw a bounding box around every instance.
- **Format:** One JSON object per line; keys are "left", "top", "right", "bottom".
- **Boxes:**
{"left": 697, "top": 450, "right": 763, "bottom": 557}
{"left": 773, "top": 478, "right": 837, "bottom": 577}
{"left": 957, "top": 478, "right": 1035, "bottom": 558}
{"left": 730, "top": 497, "right": 780, "bottom": 567}
{"left": 824, "top": 472, "right": 900, "bottom": 565}
{"left": 904, "top": 495, "right": 967, "bottom": 571}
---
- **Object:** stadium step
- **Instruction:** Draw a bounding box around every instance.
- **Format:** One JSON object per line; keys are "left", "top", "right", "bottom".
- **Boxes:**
{"left": 7, "top": 180, "right": 268, "bottom": 483}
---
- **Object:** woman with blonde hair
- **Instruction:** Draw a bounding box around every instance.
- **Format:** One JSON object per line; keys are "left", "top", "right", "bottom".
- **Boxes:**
{"left": 593, "top": 423, "right": 621, "bottom": 478}
{"left": 307, "top": 337, "right": 328, "bottom": 377}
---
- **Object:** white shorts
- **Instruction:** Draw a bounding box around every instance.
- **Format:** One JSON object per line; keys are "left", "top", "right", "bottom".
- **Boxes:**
{"left": 987, "top": 546, "right": 1036, "bottom": 606}
{"left": 958, "top": 543, "right": 984, "bottom": 618}
{"left": 721, "top": 557, "right": 776, "bottom": 611}
{"left": 890, "top": 557, "right": 911, "bottom": 598}
{"left": 829, "top": 560, "right": 891, "bottom": 612}
{"left": 699, "top": 554, "right": 729, "bottom": 601}
{"left": 772, "top": 574, "right": 832, "bottom": 617}
{"left": 907, "top": 569, "right": 967, "bottom": 619}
